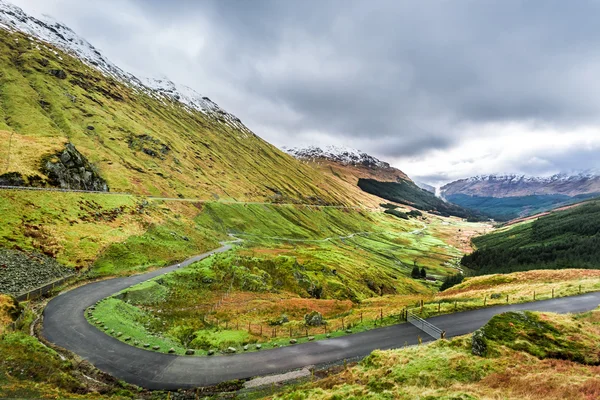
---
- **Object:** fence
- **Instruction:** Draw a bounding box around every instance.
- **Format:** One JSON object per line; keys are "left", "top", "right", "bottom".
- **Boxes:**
{"left": 407, "top": 309, "right": 444, "bottom": 339}
{"left": 14, "top": 274, "right": 76, "bottom": 302}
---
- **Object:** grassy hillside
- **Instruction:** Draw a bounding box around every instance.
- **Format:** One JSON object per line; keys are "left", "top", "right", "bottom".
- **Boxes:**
{"left": 83, "top": 205, "right": 485, "bottom": 355}
{"left": 462, "top": 200, "right": 600, "bottom": 274}
{"left": 0, "top": 28, "right": 377, "bottom": 205}
{"left": 446, "top": 192, "right": 600, "bottom": 221}
{"left": 358, "top": 178, "right": 486, "bottom": 220}
{"left": 273, "top": 309, "right": 600, "bottom": 400}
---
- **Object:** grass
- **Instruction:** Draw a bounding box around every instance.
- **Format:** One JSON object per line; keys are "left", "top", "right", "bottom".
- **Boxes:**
{"left": 84, "top": 205, "right": 487, "bottom": 355}
{"left": 272, "top": 309, "right": 600, "bottom": 400}
{"left": 0, "top": 29, "right": 381, "bottom": 206}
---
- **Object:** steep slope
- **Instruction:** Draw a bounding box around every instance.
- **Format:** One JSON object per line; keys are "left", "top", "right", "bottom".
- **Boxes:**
{"left": 0, "top": 1, "right": 371, "bottom": 205}
{"left": 442, "top": 173, "right": 600, "bottom": 220}
{"left": 462, "top": 199, "right": 600, "bottom": 274}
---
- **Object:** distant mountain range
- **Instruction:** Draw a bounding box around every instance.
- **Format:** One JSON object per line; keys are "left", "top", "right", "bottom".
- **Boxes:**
{"left": 285, "top": 146, "right": 485, "bottom": 219}
{"left": 441, "top": 173, "right": 600, "bottom": 221}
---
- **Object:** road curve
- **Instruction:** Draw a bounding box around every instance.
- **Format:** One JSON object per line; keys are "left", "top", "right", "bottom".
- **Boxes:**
{"left": 43, "top": 245, "right": 600, "bottom": 390}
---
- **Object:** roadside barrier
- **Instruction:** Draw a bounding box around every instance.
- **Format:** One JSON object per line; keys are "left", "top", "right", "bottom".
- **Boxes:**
{"left": 407, "top": 309, "right": 444, "bottom": 339}
{"left": 14, "top": 274, "right": 76, "bottom": 302}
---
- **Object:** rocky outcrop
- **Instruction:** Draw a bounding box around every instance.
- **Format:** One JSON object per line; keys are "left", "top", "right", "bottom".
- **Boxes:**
{"left": 43, "top": 143, "right": 109, "bottom": 191}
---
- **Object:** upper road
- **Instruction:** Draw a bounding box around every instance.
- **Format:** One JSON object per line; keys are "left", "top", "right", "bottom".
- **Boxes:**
{"left": 42, "top": 245, "right": 600, "bottom": 390}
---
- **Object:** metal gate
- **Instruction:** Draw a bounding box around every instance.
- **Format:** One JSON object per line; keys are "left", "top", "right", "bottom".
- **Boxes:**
{"left": 407, "top": 310, "right": 443, "bottom": 339}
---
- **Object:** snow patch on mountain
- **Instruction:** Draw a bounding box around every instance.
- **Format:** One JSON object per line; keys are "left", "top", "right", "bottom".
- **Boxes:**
{"left": 0, "top": 0, "right": 250, "bottom": 135}
{"left": 283, "top": 145, "right": 390, "bottom": 168}
{"left": 465, "top": 171, "right": 599, "bottom": 184}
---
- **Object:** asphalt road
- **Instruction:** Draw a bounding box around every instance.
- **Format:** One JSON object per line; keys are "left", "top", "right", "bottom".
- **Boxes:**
{"left": 42, "top": 246, "right": 600, "bottom": 390}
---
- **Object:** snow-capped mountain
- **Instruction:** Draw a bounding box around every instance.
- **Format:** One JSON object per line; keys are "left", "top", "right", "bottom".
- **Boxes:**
{"left": 0, "top": 0, "right": 250, "bottom": 134}
{"left": 442, "top": 172, "right": 600, "bottom": 198}
{"left": 284, "top": 145, "right": 391, "bottom": 168}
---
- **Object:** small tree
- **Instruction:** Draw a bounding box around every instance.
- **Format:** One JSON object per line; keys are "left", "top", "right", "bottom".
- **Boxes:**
{"left": 411, "top": 266, "right": 420, "bottom": 279}
{"left": 420, "top": 268, "right": 427, "bottom": 279}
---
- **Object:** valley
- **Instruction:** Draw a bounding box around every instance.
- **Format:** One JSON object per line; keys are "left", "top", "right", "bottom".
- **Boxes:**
{"left": 0, "top": 1, "right": 599, "bottom": 400}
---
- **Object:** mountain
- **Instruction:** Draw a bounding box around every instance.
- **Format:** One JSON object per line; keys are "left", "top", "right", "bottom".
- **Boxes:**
{"left": 0, "top": 0, "right": 375, "bottom": 205}
{"left": 441, "top": 173, "right": 600, "bottom": 221}
{"left": 442, "top": 173, "right": 600, "bottom": 198}
{"left": 284, "top": 146, "right": 485, "bottom": 219}
{"left": 415, "top": 181, "right": 435, "bottom": 193}
{"left": 283, "top": 145, "right": 411, "bottom": 182}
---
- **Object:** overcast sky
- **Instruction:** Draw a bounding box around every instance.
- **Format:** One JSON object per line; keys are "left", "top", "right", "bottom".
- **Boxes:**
{"left": 12, "top": 0, "right": 600, "bottom": 185}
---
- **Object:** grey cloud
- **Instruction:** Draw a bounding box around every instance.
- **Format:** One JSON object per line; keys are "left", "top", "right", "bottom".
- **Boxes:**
{"left": 13, "top": 0, "right": 600, "bottom": 180}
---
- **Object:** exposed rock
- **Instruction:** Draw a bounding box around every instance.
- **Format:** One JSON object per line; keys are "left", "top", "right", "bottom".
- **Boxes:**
{"left": 289, "top": 339, "right": 297, "bottom": 344}
{"left": 304, "top": 311, "right": 325, "bottom": 327}
{"left": 308, "top": 336, "right": 315, "bottom": 341}
{"left": 471, "top": 328, "right": 488, "bottom": 357}
{"left": 49, "top": 69, "right": 67, "bottom": 79}
{"left": 226, "top": 347, "right": 237, "bottom": 353}
{"left": 143, "top": 343, "right": 150, "bottom": 348}
{"left": 207, "top": 349, "right": 215, "bottom": 356}
{"left": 0, "top": 248, "right": 72, "bottom": 295}
{"left": 0, "top": 171, "right": 25, "bottom": 186}
{"left": 185, "top": 349, "right": 195, "bottom": 355}
{"left": 255, "top": 344, "right": 262, "bottom": 350}
{"left": 345, "top": 329, "right": 352, "bottom": 334}
{"left": 243, "top": 345, "right": 249, "bottom": 351}
{"left": 124, "top": 336, "right": 131, "bottom": 341}
{"left": 152, "top": 345, "right": 160, "bottom": 350}
{"left": 168, "top": 348, "right": 176, "bottom": 354}
{"left": 43, "top": 143, "right": 108, "bottom": 191}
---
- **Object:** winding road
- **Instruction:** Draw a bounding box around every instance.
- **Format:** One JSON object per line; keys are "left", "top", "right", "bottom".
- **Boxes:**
{"left": 42, "top": 244, "right": 600, "bottom": 390}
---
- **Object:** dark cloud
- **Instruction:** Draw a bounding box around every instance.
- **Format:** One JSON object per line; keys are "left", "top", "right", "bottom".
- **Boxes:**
{"left": 13, "top": 0, "right": 600, "bottom": 181}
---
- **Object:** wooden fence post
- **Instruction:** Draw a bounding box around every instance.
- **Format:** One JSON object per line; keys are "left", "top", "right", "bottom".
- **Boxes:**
{"left": 506, "top": 295, "right": 509, "bottom": 303}
{"left": 579, "top": 284, "right": 582, "bottom": 294}
{"left": 534, "top": 291, "right": 536, "bottom": 300}
{"left": 484, "top": 296, "right": 487, "bottom": 306}
{"left": 552, "top": 288, "right": 554, "bottom": 298}
{"left": 438, "top": 302, "right": 441, "bottom": 313}
{"left": 380, "top": 308, "right": 383, "bottom": 322}
{"left": 360, "top": 312, "right": 363, "bottom": 323}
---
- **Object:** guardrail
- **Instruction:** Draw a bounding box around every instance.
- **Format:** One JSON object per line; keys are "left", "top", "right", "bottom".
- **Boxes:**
{"left": 407, "top": 309, "right": 444, "bottom": 339}
{"left": 14, "top": 274, "right": 76, "bottom": 302}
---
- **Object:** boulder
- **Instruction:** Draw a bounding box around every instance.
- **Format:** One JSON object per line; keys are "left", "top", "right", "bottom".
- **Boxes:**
{"left": 308, "top": 336, "right": 315, "bottom": 341}
{"left": 243, "top": 345, "right": 249, "bottom": 351}
{"left": 152, "top": 345, "right": 160, "bottom": 350}
{"left": 345, "top": 329, "right": 352, "bottom": 334}
{"left": 124, "top": 336, "right": 131, "bottom": 341}
{"left": 289, "top": 339, "right": 297, "bottom": 344}
{"left": 168, "top": 348, "right": 176, "bottom": 354}
{"left": 472, "top": 329, "right": 488, "bottom": 357}
{"left": 226, "top": 347, "right": 237, "bottom": 353}
{"left": 255, "top": 344, "right": 262, "bottom": 350}
{"left": 207, "top": 349, "right": 215, "bottom": 356}
{"left": 44, "top": 143, "right": 109, "bottom": 191}
{"left": 185, "top": 349, "right": 195, "bottom": 355}
{"left": 326, "top": 333, "right": 331, "bottom": 338}
{"left": 143, "top": 343, "right": 150, "bottom": 348}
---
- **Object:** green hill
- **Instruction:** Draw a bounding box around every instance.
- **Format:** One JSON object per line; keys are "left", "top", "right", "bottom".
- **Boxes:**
{"left": 0, "top": 28, "right": 370, "bottom": 205}
{"left": 462, "top": 200, "right": 600, "bottom": 274}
